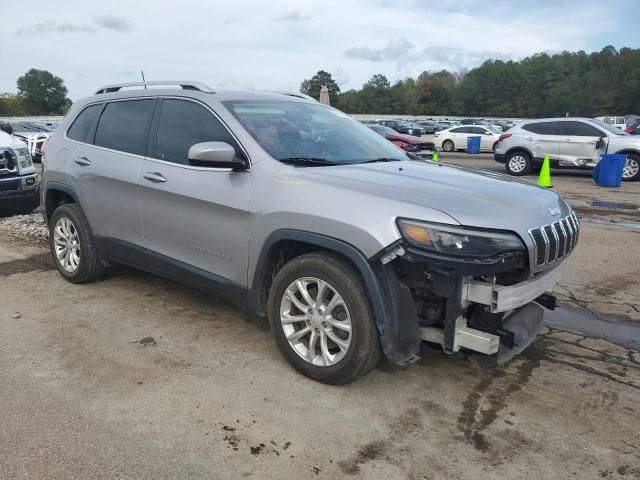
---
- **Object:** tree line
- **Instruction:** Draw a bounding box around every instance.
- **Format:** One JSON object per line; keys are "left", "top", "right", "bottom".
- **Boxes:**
{"left": 0, "top": 69, "right": 71, "bottom": 116}
{"left": 301, "top": 46, "right": 640, "bottom": 118}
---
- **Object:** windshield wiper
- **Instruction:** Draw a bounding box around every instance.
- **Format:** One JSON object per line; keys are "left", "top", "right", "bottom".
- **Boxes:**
{"left": 279, "top": 157, "right": 338, "bottom": 167}
{"left": 361, "top": 157, "right": 402, "bottom": 164}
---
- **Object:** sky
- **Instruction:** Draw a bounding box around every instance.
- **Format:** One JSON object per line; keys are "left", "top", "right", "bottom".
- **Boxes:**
{"left": 1, "top": 0, "right": 638, "bottom": 100}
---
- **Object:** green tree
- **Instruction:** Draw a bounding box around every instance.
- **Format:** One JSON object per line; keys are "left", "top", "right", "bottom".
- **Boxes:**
{"left": 16, "top": 69, "right": 69, "bottom": 115}
{"left": 299, "top": 70, "right": 341, "bottom": 105}
{"left": 0, "top": 94, "right": 26, "bottom": 116}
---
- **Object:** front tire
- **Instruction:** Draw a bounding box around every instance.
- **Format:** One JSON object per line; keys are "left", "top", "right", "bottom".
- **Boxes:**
{"left": 268, "top": 252, "right": 381, "bottom": 384}
{"left": 442, "top": 140, "right": 454, "bottom": 152}
{"left": 622, "top": 154, "right": 640, "bottom": 181}
{"left": 505, "top": 151, "right": 531, "bottom": 176}
{"left": 49, "top": 204, "right": 105, "bottom": 284}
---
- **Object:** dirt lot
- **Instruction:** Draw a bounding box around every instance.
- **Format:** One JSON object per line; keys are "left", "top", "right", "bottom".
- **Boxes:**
{"left": 1, "top": 159, "right": 639, "bottom": 479}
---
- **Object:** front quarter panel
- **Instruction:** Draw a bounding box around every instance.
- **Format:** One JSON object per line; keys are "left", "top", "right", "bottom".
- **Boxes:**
{"left": 247, "top": 160, "right": 459, "bottom": 285}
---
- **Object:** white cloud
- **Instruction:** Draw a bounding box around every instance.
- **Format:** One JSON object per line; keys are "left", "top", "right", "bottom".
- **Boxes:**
{"left": 2, "top": 0, "right": 634, "bottom": 99}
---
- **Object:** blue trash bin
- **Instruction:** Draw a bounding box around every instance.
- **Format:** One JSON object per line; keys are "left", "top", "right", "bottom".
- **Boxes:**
{"left": 466, "top": 136, "right": 481, "bottom": 154}
{"left": 592, "top": 154, "right": 626, "bottom": 187}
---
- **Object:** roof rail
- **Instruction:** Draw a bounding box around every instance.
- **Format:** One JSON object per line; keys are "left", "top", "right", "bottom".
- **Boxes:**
{"left": 263, "top": 90, "right": 318, "bottom": 102}
{"left": 94, "top": 81, "right": 214, "bottom": 95}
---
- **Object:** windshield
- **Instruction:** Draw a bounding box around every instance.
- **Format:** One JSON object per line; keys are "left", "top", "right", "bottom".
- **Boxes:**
{"left": 591, "top": 118, "right": 627, "bottom": 136}
{"left": 224, "top": 100, "right": 408, "bottom": 165}
{"left": 370, "top": 125, "right": 397, "bottom": 136}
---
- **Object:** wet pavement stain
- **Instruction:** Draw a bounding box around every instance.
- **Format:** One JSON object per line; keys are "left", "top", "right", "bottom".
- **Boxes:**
{"left": 590, "top": 201, "right": 640, "bottom": 211}
{"left": 0, "top": 252, "right": 54, "bottom": 277}
{"left": 456, "top": 352, "right": 540, "bottom": 452}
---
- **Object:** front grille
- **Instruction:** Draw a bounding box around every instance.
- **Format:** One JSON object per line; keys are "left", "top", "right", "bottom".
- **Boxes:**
{"left": 528, "top": 212, "right": 580, "bottom": 267}
{"left": 0, "top": 179, "right": 21, "bottom": 192}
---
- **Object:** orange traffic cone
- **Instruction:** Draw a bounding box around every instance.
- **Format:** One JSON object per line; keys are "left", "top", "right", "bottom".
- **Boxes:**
{"left": 537, "top": 154, "right": 552, "bottom": 188}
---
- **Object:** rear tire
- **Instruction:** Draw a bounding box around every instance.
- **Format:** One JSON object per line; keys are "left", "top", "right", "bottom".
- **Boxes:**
{"left": 442, "top": 140, "right": 454, "bottom": 152}
{"left": 505, "top": 151, "right": 531, "bottom": 176}
{"left": 268, "top": 252, "right": 381, "bottom": 384}
{"left": 622, "top": 154, "right": 640, "bottom": 181}
{"left": 49, "top": 204, "right": 105, "bottom": 284}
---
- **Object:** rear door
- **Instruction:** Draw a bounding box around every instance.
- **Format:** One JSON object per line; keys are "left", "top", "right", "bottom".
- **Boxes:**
{"left": 521, "top": 121, "right": 561, "bottom": 162}
{"left": 66, "top": 98, "right": 155, "bottom": 247}
{"left": 138, "top": 97, "right": 251, "bottom": 288}
{"left": 559, "top": 121, "right": 605, "bottom": 165}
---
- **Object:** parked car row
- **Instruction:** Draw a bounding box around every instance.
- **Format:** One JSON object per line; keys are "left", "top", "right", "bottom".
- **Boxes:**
{"left": 594, "top": 115, "right": 640, "bottom": 130}
{"left": 8, "top": 121, "right": 54, "bottom": 162}
{"left": 367, "top": 124, "right": 435, "bottom": 156}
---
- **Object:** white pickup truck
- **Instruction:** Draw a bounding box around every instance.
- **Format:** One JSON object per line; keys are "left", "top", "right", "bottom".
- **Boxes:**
{"left": 0, "top": 122, "right": 39, "bottom": 215}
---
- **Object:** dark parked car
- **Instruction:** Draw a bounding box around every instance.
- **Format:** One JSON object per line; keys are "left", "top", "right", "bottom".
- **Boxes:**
{"left": 367, "top": 125, "right": 435, "bottom": 157}
{"left": 378, "top": 120, "right": 424, "bottom": 137}
{"left": 459, "top": 119, "right": 483, "bottom": 125}
{"left": 625, "top": 119, "right": 640, "bottom": 135}
{"left": 416, "top": 120, "right": 443, "bottom": 134}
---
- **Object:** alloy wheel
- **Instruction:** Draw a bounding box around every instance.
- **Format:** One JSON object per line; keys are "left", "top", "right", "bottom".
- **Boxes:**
{"left": 53, "top": 216, "right": 81, "bottom": 273}
{"left": 508, "top": 155, "right": 527, "bottom": 173}
{"left": 280, "top": 277, "right": 352, "bottom": 367}
{"left": 623, "top": 157, "right": 639, "bottom": 179}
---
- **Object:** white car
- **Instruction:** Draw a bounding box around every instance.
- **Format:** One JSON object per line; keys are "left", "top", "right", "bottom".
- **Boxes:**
{"left": 594, "top": 116, "right": 626, "bottom": 130}
{"left": 435, "top": 125, "right": 502, "bottom": 152}
{"left": 494, "top": 117, "right": 640, "bottom": 181}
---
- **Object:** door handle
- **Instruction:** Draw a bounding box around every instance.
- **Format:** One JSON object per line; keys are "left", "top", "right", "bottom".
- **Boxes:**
{"left": 525, "top": 137, "right": 534, "bottom": 141}
{"left": 563, "top": 139, "right": 572, "bottom": 142}
{"left": 74, "top": 156, "right": 91, "bottom": 166}
{"left": 143, "top": 172, "right": 167, "bottom": 183}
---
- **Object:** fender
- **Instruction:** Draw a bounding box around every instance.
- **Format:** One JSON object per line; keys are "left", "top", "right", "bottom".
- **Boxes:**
{"left": 249, "top": 229, "right": 421, "bottom": 365}
{"left": 41, "top": 181, "right": 82, "bottom": 226}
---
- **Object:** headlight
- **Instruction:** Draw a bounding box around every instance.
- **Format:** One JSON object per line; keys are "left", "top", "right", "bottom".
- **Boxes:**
{"left": 397, "top": 219, "right": 525, "bottom": 258}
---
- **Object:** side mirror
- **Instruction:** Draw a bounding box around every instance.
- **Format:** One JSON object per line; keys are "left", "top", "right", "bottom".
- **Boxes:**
{"left": 0, "top": 122, "right": 13, "bottom": 135}
{"left": 187, "top": 141, "right": 247, "bottom": 169}
{"left": 595, "top": 137, "right": 606, "bottom": 149}
{"left": 485, "top": 132, "right": 493, "bottom": 135}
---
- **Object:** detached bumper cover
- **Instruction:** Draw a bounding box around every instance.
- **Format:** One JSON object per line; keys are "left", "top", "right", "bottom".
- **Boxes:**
{"left": 463, "top": 261, "right": 566, "bottom": 313}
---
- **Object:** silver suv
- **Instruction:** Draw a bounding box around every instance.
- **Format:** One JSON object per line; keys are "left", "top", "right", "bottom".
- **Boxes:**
{"left": 495, "top": 117, "right": 640, "bottom": 181}
{"left": 41, "top": 81, "right": 578, "bottom": 384}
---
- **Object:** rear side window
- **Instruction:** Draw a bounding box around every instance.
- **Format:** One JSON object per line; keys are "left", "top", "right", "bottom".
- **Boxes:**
{"left": 522, "top": 122, "right": 563, "bottom": 135}
{"left": 94, "top": 99, "right": 155, "bottom": 155}
{"left": 67, "top": 104, "right": 103, "bottom": 143}
{"left": 154, "top": 99, "right": 242, "bottom": 165}
{"left": 563, "top": 122, "right": 603, "bottom": 137}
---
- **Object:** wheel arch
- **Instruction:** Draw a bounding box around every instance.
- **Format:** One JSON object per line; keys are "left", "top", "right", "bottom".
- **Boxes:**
{"left": 613, "top": 148, "right": 640, "bottom": 158}
{"left": 44, "top": 182, "right": 81, "bottom": 226}
{"left": 249, "top": 229, "right": 420, "bottom": 365}
{"left": 248, "top": 230, "right": 384, "bottom": 317}
{"left": 504, "top": 146, "right": 534, "bottom": 160}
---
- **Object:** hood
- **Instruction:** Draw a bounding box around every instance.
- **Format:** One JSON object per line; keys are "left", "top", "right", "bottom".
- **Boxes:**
{"left": 298, "top": 160, "right": 570, "bottom": 238}
{"left": 0, "top": 131, "right": 27, "bottom": 149}
{"left": 387, "top": 132, "right": 431, "bottom": 145}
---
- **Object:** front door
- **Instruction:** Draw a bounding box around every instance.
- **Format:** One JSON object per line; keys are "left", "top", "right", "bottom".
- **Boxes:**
{"left": 138, "top": 98, "right": 251, "bottom": 289}
{"left": 559, "top": 121, "right": 606, "bottom": 166}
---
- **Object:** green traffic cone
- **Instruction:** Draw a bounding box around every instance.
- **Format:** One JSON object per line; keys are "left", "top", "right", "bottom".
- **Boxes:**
{"left": 432, "top": 151, "right": 439, "bottom": 162}
{"left": 537, "top": 154, "right": 552, "bottom": 188}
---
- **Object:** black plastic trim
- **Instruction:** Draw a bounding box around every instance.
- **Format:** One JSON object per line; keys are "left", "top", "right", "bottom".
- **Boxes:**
{"left": 96, "top": 237, "right": 247, "bottom": 308}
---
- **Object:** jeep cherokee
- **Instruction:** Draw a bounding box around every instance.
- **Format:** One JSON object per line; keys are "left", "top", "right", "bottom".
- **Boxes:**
{"left": 41, "top": 81, "right": 578, "bottom": 384}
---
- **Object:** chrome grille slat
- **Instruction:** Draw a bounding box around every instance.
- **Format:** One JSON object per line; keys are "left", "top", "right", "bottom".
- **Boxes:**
{"left": 528, "top": 213, "right": 579, "bottom": 269}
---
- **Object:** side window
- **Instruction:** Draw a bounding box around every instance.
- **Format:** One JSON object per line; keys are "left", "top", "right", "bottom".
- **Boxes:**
{"left": 154, "top": 99, "right": 242, "bottom": 165}
{"left": 523, "top": 122, "right": 563, "bottom": 135}
{"left": 604, "top": 117, "right": 614, "bottom": 124}
{"left": 616, "top": 117, "right": 625, "bottom": 125}
{"left": 469, "top": 127, "right": 485, "bottom": 134}
{"left": 450, "top": 127, "right": 464, "bottom": 133}
{"left": 94, "top": 100, "right": 155, "bottom": 155}
{"left": 563, "top": 121, "right": 603, "bottom": 137}
{"left": 67, "top": 104, "right": 103, "bottom": 143}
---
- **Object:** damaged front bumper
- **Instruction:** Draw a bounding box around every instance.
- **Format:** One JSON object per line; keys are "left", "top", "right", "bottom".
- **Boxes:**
{"left": 371, "top": 242, "right": 566, "bottom": 366}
